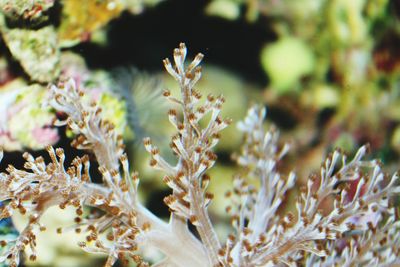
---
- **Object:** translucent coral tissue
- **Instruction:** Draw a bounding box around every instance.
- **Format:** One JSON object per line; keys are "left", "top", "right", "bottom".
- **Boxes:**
{"left": 0, "top": 44, "right": 399, "bottom": 267}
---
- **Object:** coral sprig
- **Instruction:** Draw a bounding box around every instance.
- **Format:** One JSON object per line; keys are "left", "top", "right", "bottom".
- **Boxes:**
{"left": 0, "top": 44, "right": 399, "bottom": 267}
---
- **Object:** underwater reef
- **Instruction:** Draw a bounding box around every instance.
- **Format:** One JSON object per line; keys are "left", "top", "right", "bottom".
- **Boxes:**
{"left": 0, "top": 0, "right": 399, "bottom": 266}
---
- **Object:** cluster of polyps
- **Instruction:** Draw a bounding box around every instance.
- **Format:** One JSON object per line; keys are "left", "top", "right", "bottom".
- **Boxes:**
{"left": 0, "top": 44, "right": 399, "bottom": 267}
{"left": 225, "top": 105, "right": 400, "bottom": 266}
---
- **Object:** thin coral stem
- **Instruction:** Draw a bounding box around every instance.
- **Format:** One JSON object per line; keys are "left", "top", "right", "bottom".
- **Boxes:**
{"left": 188, "top": 174, "right": 222, "bottom": 265}
{"left": 180, "top": 83, "right": 222, "bottom": 266}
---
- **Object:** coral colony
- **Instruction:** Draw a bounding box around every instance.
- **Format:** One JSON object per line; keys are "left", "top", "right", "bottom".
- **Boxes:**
{"left": 0, "top": 44, "right": 399, "bottom": 266}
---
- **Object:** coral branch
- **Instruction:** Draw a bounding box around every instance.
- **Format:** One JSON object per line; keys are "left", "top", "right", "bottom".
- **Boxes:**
{"left": 146, "top": 43, "right": 226, "bottom": 266}
{"left": 0, "top": 43, "right": 399, "bottom": 267}
{"left": 226, "top": 105, "right": 400, "bottom": 266}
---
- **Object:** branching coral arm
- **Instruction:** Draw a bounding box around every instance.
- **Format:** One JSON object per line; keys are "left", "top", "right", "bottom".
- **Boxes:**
{"left": 0, "top": 74, "right": 209, "bottom": 266}
{"left": 47, "top": 79, "right": 208, "bottom": 266}
{"left": 145, "top": 43, "right": 226, "bottom": 266}
{"left": 225, "top": 105, "right": 400, "bottom": 266}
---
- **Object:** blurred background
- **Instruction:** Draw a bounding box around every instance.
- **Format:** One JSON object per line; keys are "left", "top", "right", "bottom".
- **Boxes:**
{"left": 0, "top": 0, "right": 399, "bottom": 266}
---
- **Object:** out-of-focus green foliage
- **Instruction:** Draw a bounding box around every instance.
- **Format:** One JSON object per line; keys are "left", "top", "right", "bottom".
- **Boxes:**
{"left": 260, "top": 37, "right": 315, "bottom": 93}
{"left": 207, "top": 0, "right": 400, "bottom": 158}
{"left": 204, "top": 0, "right": 400, "bottom": 192}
